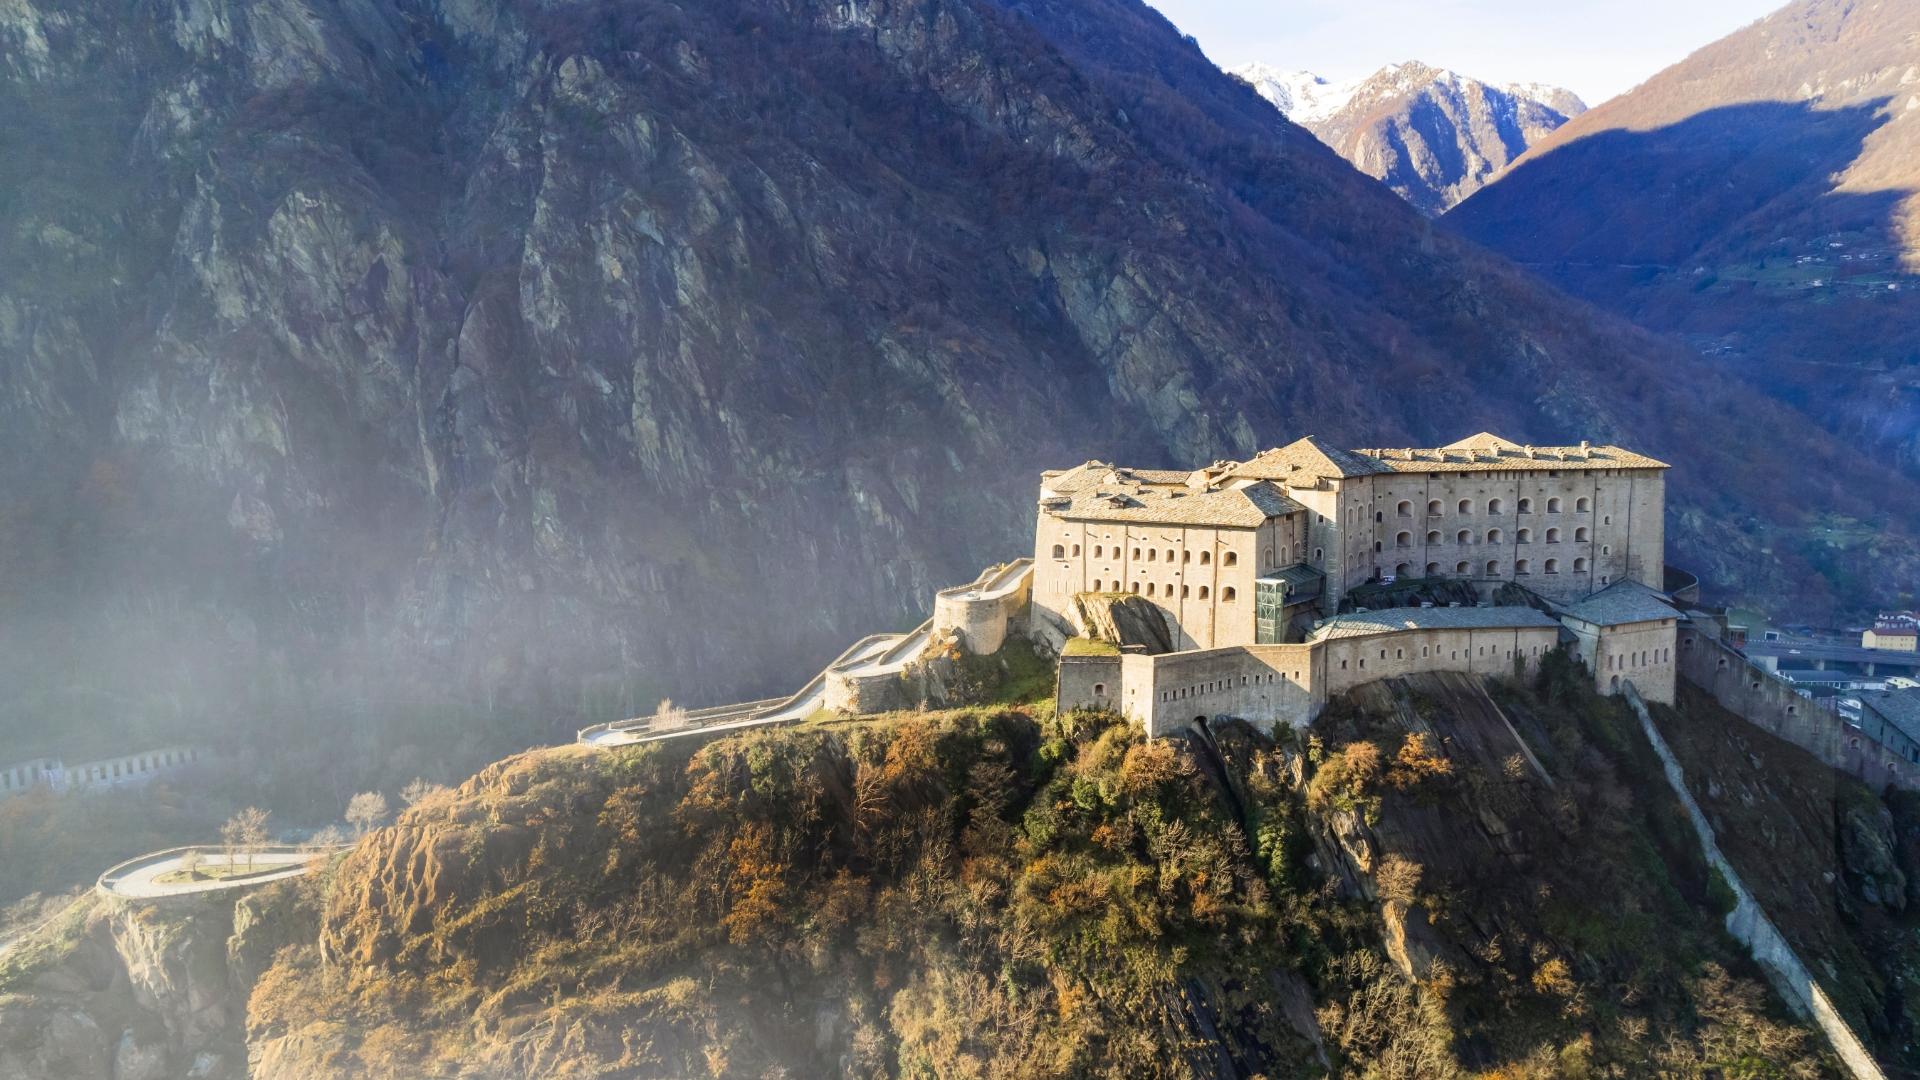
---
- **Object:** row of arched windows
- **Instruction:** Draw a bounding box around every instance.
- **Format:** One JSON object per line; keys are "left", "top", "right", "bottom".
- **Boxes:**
{"left": 1160, "top": 671, "right": 1298, "bottom": 703}
{"left": 1388, "top": 496, "right": 1591, "bottom": 517}
{"left": 1609, "top": 647, "right": 1671, "bottom": 670}
{"left": 1390, "top": 526, "right": 1590, "bottom": 548}
{"left": 1066, "top": 543, "right": 1236, "bottom": 567}
{"left": 1091, "top": 579, "right": 1238, "bottom": 603}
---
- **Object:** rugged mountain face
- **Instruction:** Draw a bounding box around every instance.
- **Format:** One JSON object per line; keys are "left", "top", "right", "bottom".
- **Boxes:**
{"left": 1231, "top": 61, "right": 1586, "bottom": 214}
{"left": 0, "top": 0, "right": 1914, "bottom": 779}
{"left": 1450, "top": 0, "right": 1920, "bottom": 472}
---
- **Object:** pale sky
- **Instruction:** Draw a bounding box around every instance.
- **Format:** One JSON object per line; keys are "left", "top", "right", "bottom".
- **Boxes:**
{"left": 1146, "top": 0, "right": 1785, "bottom": 105}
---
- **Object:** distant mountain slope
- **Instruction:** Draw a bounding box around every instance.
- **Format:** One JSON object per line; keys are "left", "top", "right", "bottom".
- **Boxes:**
{"left": 0, "top": 0, "right": 1913, "bottom": 783}
{"left": 1450, "top": 0, "right": 1920, "bottom": 471}
{"left": 1230, "top": 61, "right": 1586, "bottom": 214}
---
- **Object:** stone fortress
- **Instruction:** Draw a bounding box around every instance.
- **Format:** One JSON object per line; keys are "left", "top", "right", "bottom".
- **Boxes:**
{"left": 1034, "top": 433, "right": 1682, "bottom": 737}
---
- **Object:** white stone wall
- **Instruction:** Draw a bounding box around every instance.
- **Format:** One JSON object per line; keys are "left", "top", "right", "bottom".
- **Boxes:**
{"left": 1031, "top": 515, "right": 1303, "bottom": 651}
{"left": 0, "top": 747, "right": 210, "bottom": 799}
{"left": 1322, "top": 466, "right": 1665, "bottom": 602}
{"left": 1117, "top": 623, "right": 1558, "bottom": 738}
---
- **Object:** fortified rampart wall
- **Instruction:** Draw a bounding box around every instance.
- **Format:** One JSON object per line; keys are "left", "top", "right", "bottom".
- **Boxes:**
{"left": 1678, "top": 628, "right": 1920, "bottom": 792}
{"left": 0, "top": 746, "right": 211, "bottom": 800}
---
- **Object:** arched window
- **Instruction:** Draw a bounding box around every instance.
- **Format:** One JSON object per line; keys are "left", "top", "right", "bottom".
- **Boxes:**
{"left": 1166, "top": 548, "right": 1176, "bottom": 563}
{"left": 1147, "top": 548, "right": 1157, "bottom": 562}
{"left": 1145, "top": 582, "right": 1155, "bottom": 596}
{"left": 1182, "top": 584, "right": 1190, "bottom": 598}
{"left": 1575, "top": 527, "right": 1589, "bottom": 542}
{"left": 1426, "top": 530, "right": 1442, "bottom": 545}
{"left": 1457, "top": 529, "right": 1472, "bottom": 545}
{"left": 1546, "top": 528, "right": 1560, "bottom": 543}
{"left": 1547, "top": 497, "right": 1562, "bottom": 513}
{"left": 1545, "top": 559, "right": 1559, "bottom": 574}
{"left": 1094, "top": 545, "right": 1103, "bottom": 558}
{"left": 1518, "top": 498, "right": 1533, "bottom": 514}
{"left": 1428, "top": 500, "right": 1443, "bottom": 516}
{"left": 1395, "top": 563, "right": 1411, "bottom": 577}
{"left": 1576, "top": 497, "right": 1590, "bottom": 512}
{"left": 1396, "top": 532, "right": 1411, "bottom": 548}
{"left": 1456, "top": 561, "right": 1470, "bottom": 575}
{"left": 1487, "top": 561, "right": 1500, "bottom": 576}
{"left": 1130, "top": 581, "right": 1140, "bottom": 594}
{"left": 1574, "top": 557, "right": 1588, "bottom": 572}
{"left": 1397, "top": 500, "right": 1412, "bottom": 516}
{"left": 1200, "top": 551, "right": 1211, "bottom": 565}
{"left": 1197, "top": 585, "right": 1210, "bottom": 599}
{"left": 1488, "top": 498, "right": 1504, "bottom": 514}
{"left": 1222, "top": 587, "right": 1238, "bottom": 602}
{"left": 1224, "top": 552, "right": 1238, "bottom": 567}
{"left": 1426, "top": 563, "right": 1440, "bottom": 575}
{"left": 1458, "top": 499, "right": 1473, "bottom": 515}
{"left": 1516, "top": 559, "right": 1531, "bottom": 575}
{"left": 1133, "top": 547, "right": 1142, "bottom": 560}
{"left": 1486, "top": 528, "right": 1502, "bottom": 544}
{"left": 1182, "top": 550, "right": 1191, "bottom": 563}
{"left": 1265, "top": 547, "right": 1275, "bottom": 565}
{"left": 1051, "top": 544, "right": 1066, "bottom": 559}
{"left": 1093, "top": 683, "right": 1106, "bottom": 696}
{"left": 1072, "top": 544, "right": 1081, "bottom": 557}
{"left": 1092, "top": 580, "right": 1102, "bottom": 592}
{"left": 1314, "top": 547, "right": 1324, "bottom": 562}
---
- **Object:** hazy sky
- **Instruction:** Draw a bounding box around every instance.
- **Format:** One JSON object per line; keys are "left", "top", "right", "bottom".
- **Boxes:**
{"left": 1146, "top": 0, "right": 1784, "bottom": 104}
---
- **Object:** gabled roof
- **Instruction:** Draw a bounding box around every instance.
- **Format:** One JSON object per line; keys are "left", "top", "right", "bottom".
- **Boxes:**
{"left": 1225, "top": 436, "right": 1396, "bottom": 483}
{"left": 1044, "top": 479, "right": 1303, "bottom": 528}
{"left": 1445, "top": 432, "right": 1527, "bottom": 452}
{"left": 1560, "top": 580, "right": 1679, "bottom": 627}
{"left": 1041, "top": 462, "right": 1193, "bottom": 497}
{"left": 1309, "top": 605, "right": 1561, "bottom": 641}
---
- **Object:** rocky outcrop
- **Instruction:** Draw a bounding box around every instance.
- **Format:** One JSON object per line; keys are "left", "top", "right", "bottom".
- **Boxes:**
{"left": 1072, "top": 593, "right": 1174, "bottom": 654}
{"left": 0, "top": 879, "right": 324, "bottom": 1080}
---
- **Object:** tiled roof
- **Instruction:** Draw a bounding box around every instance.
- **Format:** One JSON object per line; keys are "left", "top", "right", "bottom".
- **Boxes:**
{"left": 1351, "top": 436, "right": 1669, "bottom": 474}
{"left": 1041, "top": 462, "right": 1193, "bottom": 497}
{"left": 1257, "top": 564, "right": 1326, "bottom": 590}
{"left": 1046, "top": 480, "right": 1303, "bottom": 528}
{"left": 1560, "top": 580, "right": 1679, "bottom": 627}
{"left": 1862, "top": 690, "right": 1920, "bottom": 746}
{"left": 1309, "top": 605, "right": 1561, "bottom": 641}
{"left": 1225, "top": 436, "right": 1396, "bottom": 482}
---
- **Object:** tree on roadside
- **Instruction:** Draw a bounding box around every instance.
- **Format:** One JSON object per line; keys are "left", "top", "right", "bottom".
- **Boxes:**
{"left": 652, "top": 698, "right": 691, "bottom": 731}
{"left": 346, "top": 792, "right": 389, "bottom": 837}
{"left": 221, "top": 807, "right": 271, "bottom": 872}
{"left": 304, "top": 824, "right": 347, "bottom": 853}
{"left": 179, "top": 848, "right": 204, "bottom": 880}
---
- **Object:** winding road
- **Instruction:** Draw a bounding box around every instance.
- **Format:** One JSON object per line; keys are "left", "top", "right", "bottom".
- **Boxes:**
{"left": 96, "top": 846, "right": 332, "bottom": 900}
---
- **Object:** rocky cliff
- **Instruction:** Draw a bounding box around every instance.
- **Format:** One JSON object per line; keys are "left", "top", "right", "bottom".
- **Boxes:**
{"left": 0, "top": 882, "right": 319, "bottom": 1079}
{"left": 2, "top": 0, "right": 1914, "bottom": 779}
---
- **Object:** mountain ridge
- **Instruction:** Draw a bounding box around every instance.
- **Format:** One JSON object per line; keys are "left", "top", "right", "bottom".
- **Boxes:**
{"left": 1229, "top": 59, "right": 1587, "bottom": 213}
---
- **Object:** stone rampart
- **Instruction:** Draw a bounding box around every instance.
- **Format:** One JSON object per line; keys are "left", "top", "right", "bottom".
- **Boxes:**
{"left": 1056, "top": 654, "right": 1122, "bottom": 713}
{"left": 1679, "top": 627, "right": 1920, "bottom": 792}
{"left": 932, "top": 560, "right": 1033, "bottom": 655}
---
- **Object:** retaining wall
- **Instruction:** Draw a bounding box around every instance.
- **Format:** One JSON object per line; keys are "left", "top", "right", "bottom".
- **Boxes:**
{"left": 1624, "top": 685, "right": 1887, "bottom": 1080}
{"left": 1056, "top": 654, "right": 1122, "bottom": 713}
{"left": 1679, "top": 628, "right": 1920, "bottom": 792}
{"left": 932, "top": 561, "right": 1033, "bottom": 655}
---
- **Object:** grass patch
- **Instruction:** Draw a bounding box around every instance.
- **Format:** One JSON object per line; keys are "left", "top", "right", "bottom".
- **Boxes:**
{"left": 1062, "top": 636, "right": 1119, "bottom": 657}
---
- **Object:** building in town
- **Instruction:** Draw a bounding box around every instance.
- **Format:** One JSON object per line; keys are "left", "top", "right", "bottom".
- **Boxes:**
{"left": 1863, "top": 614, "right": 1919, "bottom": 653}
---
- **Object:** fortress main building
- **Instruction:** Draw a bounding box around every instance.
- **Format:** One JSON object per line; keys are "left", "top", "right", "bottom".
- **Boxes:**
{"left": 1036, "top": 433, "right": 1682, "bottom": 736}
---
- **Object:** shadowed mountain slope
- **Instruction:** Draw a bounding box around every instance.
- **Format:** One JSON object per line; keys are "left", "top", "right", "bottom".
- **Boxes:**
{"left": 0, "top": 0, "right": 1914, "bottom": 786}
{"left": 1451, "top": 0, "right": 1920, "bottom": 474}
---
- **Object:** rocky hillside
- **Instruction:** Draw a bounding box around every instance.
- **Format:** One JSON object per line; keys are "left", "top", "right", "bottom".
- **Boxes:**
{"left": 1451, "top": 0, "right": 1920, "bottom": 473}
{"left": 2, "top": 0, "right": 1915, "bottom": 785}
{"left": 1231, "top": 61, "right": 1586, "bottom": 214}
{"left": 3, "top": 665, "right": 1839, "bottom": 1077}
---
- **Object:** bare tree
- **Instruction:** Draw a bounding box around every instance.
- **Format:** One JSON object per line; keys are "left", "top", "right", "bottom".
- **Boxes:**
{"left": 652, "top": 698, "right": 691, "bottom": 732}
{"left": 221, "top": 807, "right": 271, "bottom": 873}
{"left": 345, "top": 792, "right": 389, "bottom": 838}
{"left": 400, "top": 777, "right": 447, "bottom": 808}
{"left": 304, "top": 824, "right": 347, "bottom": 853}
{"left": 179, "top": 848, "right": 204, "bottom": 880}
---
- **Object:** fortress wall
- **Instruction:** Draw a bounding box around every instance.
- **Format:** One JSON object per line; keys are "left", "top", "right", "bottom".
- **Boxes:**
{"left": 1122, "top": 644, "right": 1320, "bottom": 739}
{"left": 1320, "top": 625, "right": 1557, "bottom": 699}
{"left": 1569, "top": 618, "right": 1678, "bottom": 705}
{"left": 1678, "top": 628, "right": 1920, "bottom": 792}
{"left": 1056, "top": 654, "right": 1122, "bottom": 713}
{"left": 933, "top": 564, "right": 1031, "bottom": 655}
{"left": 1, "top": 747, "right": 209, "bottom": 799}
